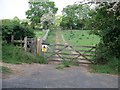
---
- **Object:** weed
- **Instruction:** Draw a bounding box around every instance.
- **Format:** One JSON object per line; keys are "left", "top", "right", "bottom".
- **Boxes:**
{"left": 2, "top": 44, "right": 36, "bottom": 64}
{"left": 0, "top": 66, "right": 11, "bottom": 74}
{"left": 56, "top": 64, "right": 65, "bottom": 70}
{"left": 62, "top": 60, "right": 79, "bottom": 67}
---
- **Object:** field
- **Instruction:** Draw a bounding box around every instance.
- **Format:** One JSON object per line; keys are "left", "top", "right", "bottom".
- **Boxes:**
{"left": 45, "top": 30, "right": 100, "bottom": 63}
{"left": 63, "top": 30, "right": 100, "bottom": 46}
{"left": 46, "top": 30, "right": 56, "bottom": 43}
{"left": 34, "top": 30, "right": 45, "bottom": 38}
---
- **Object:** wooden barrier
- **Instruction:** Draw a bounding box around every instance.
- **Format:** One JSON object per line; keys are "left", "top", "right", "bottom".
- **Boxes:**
{"left": 24, "top": 36, "right": 27, "bottom": 51}
{"left": 37, "top": 38, "right": 41, "bottom": 57}
{"left": 11, "top": 36, "right": 37, "bottom": 55}
{"left": 10, "top": 29, "right": 50, "bottom": 58}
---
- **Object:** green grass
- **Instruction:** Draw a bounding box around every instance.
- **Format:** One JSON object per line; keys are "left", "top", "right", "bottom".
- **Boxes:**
{"left": 62, "top": 30, "right": 99, "bottom": 60}
{"left": 2, "top": 43, "right": 42, "bottom": 64}
{"left": 63, "top": 30, "right": 100, "bottom": 46}
{"left": 90, "top": 57, "right": 119, "bottom": 74}
{"left": 0, "top": 66, "right": 11, "bottom": 74}
{"left": 34, "top": 30, "right": 45, "bottom": 38}
{"left": 91, "top": 64, "right": 118, "bottom": 74}
{"left": 2, "top": 30, "right": 46, "bottom": 64}
{"left": 46, "top": 30, "right": 56, "bottom": 43}
{"left": 56, "top": 60, "right": 79, "bottom": 70}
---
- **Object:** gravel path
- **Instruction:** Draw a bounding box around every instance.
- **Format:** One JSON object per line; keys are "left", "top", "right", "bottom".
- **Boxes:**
{"left": 2, "top": 63, "right": 118, "bottom": 88}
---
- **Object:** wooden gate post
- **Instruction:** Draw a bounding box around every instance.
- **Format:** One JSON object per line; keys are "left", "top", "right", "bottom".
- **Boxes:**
{"left": 24, "top": 36, "right": 27, "bottom": 51}
{"left": 11, "top": 35, "right": 14, "bottom": 43}
{"left": 30, "top": 38, "right": 36, "bottom": 55}
{"left": 37, "top": 38, "right": 41, "bottom": 57}
{"left": 40, "top": 39, "right": 44, "bottom": 57}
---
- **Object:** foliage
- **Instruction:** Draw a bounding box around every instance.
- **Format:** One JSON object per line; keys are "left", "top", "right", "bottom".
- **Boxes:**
{"left": 62, "top": 60, "right": 71, "bottom": 67}
{"left": 41, "top": 12, "right": 55, "bottom": 29}
{"left": 56, "top": 60, "right": 79, "bottom": 70}
{"left": 82, "top": 2, "right": 120, "bottom": 74}
{"left": 0, "top": 66, "right": 11, "bottom": 74}
{"left": 26, "top": 0, "right": 58, "bottom": 29}
{"left": 91, "top": 57, "right": 120, "bottom": 74}
{"left": 2, "top": 43, "right": 36, "bottom": 64}
{"left": 55, "top": 15, "right": 62, "bottom": 27}
{"left": 87, "top": 2, "right": 120, "bottom": 65}
{"left": 39, "top": 57, "right": 45, "bottom": 64}
{"left": 2, "top": 18, "right": 35, "bottom": 42}
{"left": 60, "top": 4, "right": 91, "bottom": 30}
{"left": 56, "top": 64, "right": 65, "bottom": 70}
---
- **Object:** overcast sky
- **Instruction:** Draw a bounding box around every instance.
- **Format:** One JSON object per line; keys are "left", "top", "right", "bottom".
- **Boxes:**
{"left": 0, "top": 0, "right": 80, "bottom": 19}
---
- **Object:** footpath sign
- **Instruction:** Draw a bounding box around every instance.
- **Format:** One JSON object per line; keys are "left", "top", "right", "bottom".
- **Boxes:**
{"left": 42, "top": 45, "right": 47, "bottom": 52}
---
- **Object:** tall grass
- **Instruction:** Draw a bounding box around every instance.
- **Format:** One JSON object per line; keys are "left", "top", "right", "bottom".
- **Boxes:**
{"left": 0, "top": 66, "right": 11, "bottom": 74}
{"left": 2, "top": 43, "right": 38, "bottom": 64}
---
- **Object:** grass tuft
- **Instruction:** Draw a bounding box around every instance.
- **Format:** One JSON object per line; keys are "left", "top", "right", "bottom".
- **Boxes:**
{"left": 2, "top": 43, "right": 42, "bottom": 64}
{"left": 0, "top": 66, "right": 11, "bottom": 74}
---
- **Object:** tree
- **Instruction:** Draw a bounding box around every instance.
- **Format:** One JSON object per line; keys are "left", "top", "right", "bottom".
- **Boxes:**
{"left": 87, "top": 1, "right": 120, "bottom": 64}
{"left": 41, "top": 12, "right": 55, "bottom": 29}
{"left": 60, "top": 3, "right": 90, "bottom": 30}
{"left": 55, "top": 15, "right": 62, "bottom": 27}
{"left": 26, "top": 0, "right": 58, "bottom": 29}
{"left": 2, "top": 18, "right": 34, "bottom": 42}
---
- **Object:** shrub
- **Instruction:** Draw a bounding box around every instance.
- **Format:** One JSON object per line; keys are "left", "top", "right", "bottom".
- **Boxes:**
{"left": 1, "top": 19, "right": 35, "bottom": 43}
{"left": 91, "top": 57, "right": 120, "bottom": 74}
{"left": 2, "top": 43, "right": 36, "bottom": 64}
{"left": 88, "top": 2, "right": 120, "bottom": 74}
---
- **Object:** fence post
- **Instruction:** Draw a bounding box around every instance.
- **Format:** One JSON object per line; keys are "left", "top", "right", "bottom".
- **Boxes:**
{"left": 37, "top": 38, "right": 41, "bottom": 57}
{"left": 24, "top": 36, "right": 27, "bottom": 51}
{"left": 34, "top": 38, "right": 37, "bottom": 56}
{"left": 40, "top": 39, "right": 44, "bottom": 57}
{"left": 11, "top": 35, "right": 14, "bottom": 43}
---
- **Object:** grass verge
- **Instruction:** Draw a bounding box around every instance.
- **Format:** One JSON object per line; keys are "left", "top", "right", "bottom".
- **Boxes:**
{"left": 90, "top": 64, "right": 119, "bottom": 75}
{"left": 2, "top": 43, "right": 42, "bottom": 64}
{"left": 0, "top": 66, "right": 11, "bottom": 74}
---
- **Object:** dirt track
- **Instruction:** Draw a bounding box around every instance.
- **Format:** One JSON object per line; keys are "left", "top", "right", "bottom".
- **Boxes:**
{"left": 2, "top": 63, "right": 118, "bottom": 88}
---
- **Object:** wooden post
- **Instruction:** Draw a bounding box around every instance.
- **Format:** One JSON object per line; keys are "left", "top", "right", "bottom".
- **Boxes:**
{"left": 37, "top": 38, "right": 41, "bottom": 57}
{"left": 40, "top": 39, "right": 44, "bottom": 57}
{"left": 30, "top": 38, "right": 33, "bottom": 53}
{"left": 40, "top": 39, "right": 46, "bottom": 63}
{"left": 33, "top": 38, "right": 37, "bottom": 56}
{"left": 24, "top": 36, "right": 27, "bottom": 51}
{"left": 11, "top": 35, "right": 14, "bottom": 43}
